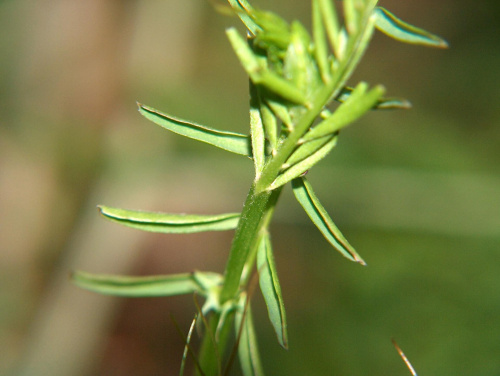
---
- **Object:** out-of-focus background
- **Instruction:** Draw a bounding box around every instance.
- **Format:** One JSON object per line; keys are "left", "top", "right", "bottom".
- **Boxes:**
{"left": 1, "top": 0, "right": 499, "bottom": 375}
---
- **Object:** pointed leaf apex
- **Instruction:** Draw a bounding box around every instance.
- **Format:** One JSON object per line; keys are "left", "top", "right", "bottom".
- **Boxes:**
{"left": 257, "top": 233, "right": 288, "bottom": 349}
{"left": 356, "top": 257, "right": 367, "bottom": 266}
{"left": 292, "top": 177, "right": 366, "bottom": 265}
{"left": 374, "top": 7, "right": 448, "bottom": 49}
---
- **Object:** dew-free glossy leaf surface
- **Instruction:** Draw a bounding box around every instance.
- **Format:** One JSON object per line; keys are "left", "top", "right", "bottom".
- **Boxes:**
{"left": 99, "top": 206, "right": 240, "bottom": 234}
{"left": 227, "top": 0, "right": 261, "bottom": 36}
{"left": 179, "top": 314, "right": 198, "bottom": 376}
{"left": 227, "top": 28, "right": 308, "bottom": 106}
{"left": 312, "top": 0, "right": 331, "bottom": 81}
{"left": 374, "top": 7, "right": 448, "bottom": 48}
{"left": 284, "top": 135, "right": 334, "bottom": 169}
{"left": 268, "top": 136, "right": 337, "bottom": 191}
{"left": 335, "top": 86, "right": 411, "bottom": 110}
{"left": 292, "top": 177, "right": 366, "bottom": 265}
{"left": 259, "top": 100, "right": 279, "bottom": 151}
{"left": 138, "top": 103, "right": 252, "bottom": 156}
{"left": 303, "top": 83, "right": 385, "bottom": 141}
{"left": 235, "top": 304, "right": 264, "bottom": 376}
{"left": 265, "top": 98, "right": 293, "bottom": 130}
{"left": 284, "top": 21, "right": 321, "bottom": 97}
{"left": 257, "top": 233, "right": 288, "bottom": 349}
{"left": 250, "top": 83, "right": 266, "bottom": 176}
{"left": 317, "top": 0, "right": 341, "bottom": 59}
{"left": 72, "top": 271, "right": 203, "bottom": 297}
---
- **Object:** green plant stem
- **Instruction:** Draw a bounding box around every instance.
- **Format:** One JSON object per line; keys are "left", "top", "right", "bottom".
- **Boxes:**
{"left": 197, "top": 5, "right": 382, "bottom": 373}
{"left": 219, "top": 184, "right": 274, "bottom": 304}
{"left": 240, "top": 186, "right": 283, "bottom": 287}
{"left": 197, "top": 185, "right": 282, "bottom": 375}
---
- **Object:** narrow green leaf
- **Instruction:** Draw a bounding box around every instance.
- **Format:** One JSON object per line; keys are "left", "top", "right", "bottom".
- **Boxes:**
{"left": 299, "top": 22, "right": 323, "bottom": 93}
{"left": 312, "top": 0, "right": 331, "bottom": 82}
{"left": 268, "top": 135, "right": 337, "bottom": 191}
{"left": 344, "top": 0, "right": 362, "bottom": 35}
{"left": 265, "top": 98, "right": 293, "bottom": 131}
{"left": 99, "top": 206, "right": 240, "bottom": 234}
{"left": 179, "top": 314, "right": 198, "bottom": 376}
{"left": 257, "top": 233, "right": 288, "bottom": 349}
{"left": 256, "top": 70, "right": 308, "bottom": 105}
{"left": 283, "top": 135, "right": 333, "bottom": 169}
{"left": 335, "top": 86, "right": 412, "bottom": 110}
{"left": 227, "top": 0, "right": 261, "bottom": 35}
{"left": 374, "top": 7, "right": 448, "bottom": 48}
{"left": 226, "top": 27, "right": 261, "bottom": 72}
{"left": 318, "top": 0, "right": 341, "bottom": 58}
{"left": 327, "top": 10, "right": 377, "bottom": 97}
{"left": 284, "top": 21, "right": 320, "bottom": 96}
{"left": 337, "top": 28, "right": 348, "bottom": 60}
{"left": 227, "top": 28, "right": 308, "bottom": 106}
{"left": 292, "top": 177, "right": 366, "bottom": 265}
{"left": 250, "top": 83, "right": 266, "bottom": 176}
{"left": 284, "top": 22, "right": 308, "bottom": 91}
{"left": 253, "top": 30, "right": 290, "bottom": 53}
{"left": 138, "top": 103, "right": 251, "bottom": 156}
{"left": 303, "top": 83, "right": 385, "bottom": 141}
{"left": 235, "top": 303, "right": 265, "bottom": 376}
{"left": 71, "top": 271, "right": 203, "bottom": 297}
{"left": 260, "top": 100, "right": 279, "bottom": 152}
{"left": 249, "top": 8, "right": 290, "bottom": 38}
{"left": 373, "top": 97, "right": 412, "bottom": 110}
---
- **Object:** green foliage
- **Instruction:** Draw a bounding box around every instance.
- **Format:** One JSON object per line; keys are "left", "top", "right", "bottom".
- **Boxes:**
{"left": 98, "top": 205, "right": 240, "bottom": 234}
{"left": 71, "top": 270, "right": 223, "bottom": 298}
{"left": 292, "top": 177, "right": 366, "bottom": 265}
{"left": 374, "top": 7, "right": 448, "bottom": 48}
{"left": 138, "top": 104, "right": 252, "bottom": 156}
{"left": 72, "top": 0, "right": 446, "bottom": 374}
{"left": 235, "top": 300, "right": 264, "bottom": 376}
{"left": 256, "top": 232, "right": 287, "bottom": 349}
{"left": 335, "top": 86, "right": 412, "bottom": 110}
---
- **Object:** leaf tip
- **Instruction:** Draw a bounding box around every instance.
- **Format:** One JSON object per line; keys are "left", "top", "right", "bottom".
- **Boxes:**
{"left": 69, "top": 270, "right": 85, "bottom": 285}
{"left": 423, "top": 35, "right": 449, "bottom": 49}
{"left": 400, "top": 100, "right": 413, "bottom": 110}
{"left": 136, "top": 102, "right": 151, "bottom": 115}
{"left": 436, "top": 38, "right": 449, "bottom": 49}
{"left": 357, "top": 258, "right": 367, "bottom": 266}
{"left": 137, "top": 102, "right": 152, "bottom": 114}
{"left": 97, "top": 205, "right": 112, "bottom": 220}
{"left": 375, "top": 84, "right": 386, "bottom": 96}
{"left": 281, "top": 334, "right": 289, "bottom": 350}
{"left": 275, "top": 326, "right": 289, "bottom": 350}
{"left": 97, "top": 205, "right": 106, "bottom": 216}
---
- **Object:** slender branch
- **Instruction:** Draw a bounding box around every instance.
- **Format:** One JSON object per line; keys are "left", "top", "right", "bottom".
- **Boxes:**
{"left": 220, "top": 185, "right": 273, "bottom": 304}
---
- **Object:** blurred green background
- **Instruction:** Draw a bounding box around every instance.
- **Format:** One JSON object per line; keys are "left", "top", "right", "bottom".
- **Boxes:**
{"left": 1, "top": 0, "right": 499, "bottom": 375}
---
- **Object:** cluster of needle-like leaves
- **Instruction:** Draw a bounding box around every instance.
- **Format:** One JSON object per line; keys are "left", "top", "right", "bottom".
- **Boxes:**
{"left": 72, "top": 1, "right": 446, "bottom": 374}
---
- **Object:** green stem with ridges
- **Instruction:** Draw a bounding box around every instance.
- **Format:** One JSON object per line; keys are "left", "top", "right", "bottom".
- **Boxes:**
{"left": 220, "top": 184, "right": 274, "bottom": 304}
{"left": 198, "top": 186, "right": 282, "bottom": 375}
